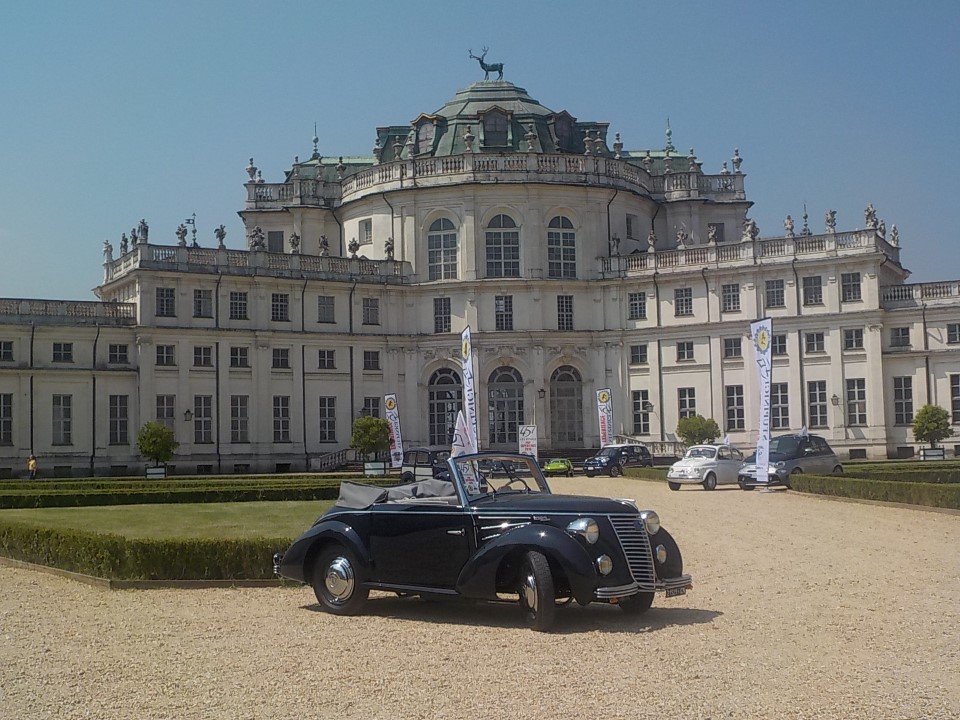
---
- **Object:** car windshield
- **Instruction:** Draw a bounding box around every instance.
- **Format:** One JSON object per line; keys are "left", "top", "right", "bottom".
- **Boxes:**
{"left": 547, "top": 459, "right": 565, "bottom": 465}
{"left": 597, "top": 448, "right": 619, "bottom": 458}
{"left": 451, "top": 454, "right": 550, "bottom": 500}
{"left": 684, "top": 446, "right": 717, "bottom": 459}
{"left": 769, "top": 436, "right": 801, "bottom": 457}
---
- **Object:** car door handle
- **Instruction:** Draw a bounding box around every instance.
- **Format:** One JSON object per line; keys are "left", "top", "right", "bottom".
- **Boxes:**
{"left": 446, "top": 529, "right": 465, "bottom": 536}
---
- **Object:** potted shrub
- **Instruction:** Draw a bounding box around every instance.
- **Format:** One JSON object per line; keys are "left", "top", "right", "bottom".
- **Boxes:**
{"left": 350, "top": 415, "right": 391, "bottom": 476}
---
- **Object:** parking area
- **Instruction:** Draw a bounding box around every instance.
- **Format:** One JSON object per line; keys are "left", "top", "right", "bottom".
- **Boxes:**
{"left": 1, "top": 477, "right": 958, "bottom": 720}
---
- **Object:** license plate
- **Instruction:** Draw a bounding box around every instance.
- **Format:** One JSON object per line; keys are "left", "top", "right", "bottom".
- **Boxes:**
{"left": 665, "top": 587, "right": 687, "bottom": 598}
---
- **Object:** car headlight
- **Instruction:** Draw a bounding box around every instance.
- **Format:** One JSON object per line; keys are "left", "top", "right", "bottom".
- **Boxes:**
{"left": 567, "top": 517, "right": 599, "bottom": 544}
{"left": 639, "top": 510, "right": 660, "bottom": 535}
{"left": 775, "top": 461, "right": 785, "bottom": 469}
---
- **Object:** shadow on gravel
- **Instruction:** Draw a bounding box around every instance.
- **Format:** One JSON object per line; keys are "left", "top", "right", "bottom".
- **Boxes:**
{"left": 302, "top": 595, "right": 721, "bottom": 634}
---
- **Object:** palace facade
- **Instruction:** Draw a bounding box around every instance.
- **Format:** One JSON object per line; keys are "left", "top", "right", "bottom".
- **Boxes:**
{"left": 2, "top": 79, "right": 959, "bottom": 477}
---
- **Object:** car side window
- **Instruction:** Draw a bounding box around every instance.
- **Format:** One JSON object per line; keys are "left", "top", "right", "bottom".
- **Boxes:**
{"left": 732, "top": 448, "right": 744, "bottom": 462}
{"left": 718, "top": 448, "right": 729, "bottom": 460}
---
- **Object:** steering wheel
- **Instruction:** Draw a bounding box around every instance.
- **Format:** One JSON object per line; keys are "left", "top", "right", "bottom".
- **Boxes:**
{"left": 500, "top": 475, "right": 533, "bottom": 492}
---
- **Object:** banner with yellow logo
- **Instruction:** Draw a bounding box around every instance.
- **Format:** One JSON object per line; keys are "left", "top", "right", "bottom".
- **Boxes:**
{"left": 596, "top": 388, "right": 613, "bottom": 447}
{"left": 460, "top": 327, "right": 479, "bottom": 453}
{"left": 750, "top": 318, "right": 773, "bottom": 482}
{"left": 384, "top": 393, "right": 404, "bottom": 468}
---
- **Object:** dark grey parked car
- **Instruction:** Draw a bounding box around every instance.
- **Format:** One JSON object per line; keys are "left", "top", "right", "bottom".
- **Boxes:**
{"left": 738, "top": 433, "right": 843, "bottom": 489}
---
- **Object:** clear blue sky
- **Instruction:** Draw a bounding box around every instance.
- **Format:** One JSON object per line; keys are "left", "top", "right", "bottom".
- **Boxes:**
{"left": 2, "top": 0, "right": 958, "bottom": 300}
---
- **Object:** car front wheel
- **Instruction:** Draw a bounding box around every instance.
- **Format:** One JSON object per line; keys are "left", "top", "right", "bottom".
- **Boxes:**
{"left": 738, "top": 481, "right": 754, "bottom": 491}
{"left": 312, "top": 545, "right": 369, "bottom": 616}
{"left": 608, "top": 464, "right": 621, "bottom": 477}
{"left": 668, "top": 481, "right": 681, "bottom": 491}
{"left": 702, "top": 473, "right": 717, "bottom": 491}
{"left": 618, "top": 592, "right": 654, "bottom": 615}
{"left": 518, "top": 550, "right": 556, "bottom": 632}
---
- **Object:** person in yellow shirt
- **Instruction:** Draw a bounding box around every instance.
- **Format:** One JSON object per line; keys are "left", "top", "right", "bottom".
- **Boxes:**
{"left": 27, "top": 455, "right": 37, "bottom": 480}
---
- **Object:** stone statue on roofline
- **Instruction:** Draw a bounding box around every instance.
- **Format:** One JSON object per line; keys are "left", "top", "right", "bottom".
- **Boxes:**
{"left": 676, "top": 228, "right": 688, "bottom": 249}
{"left": 248, "top": 226, "right": 265, "bottom": 250}
{"left": 120, "top": 233, "right": 129, "bottom": 255}
{"left": 130, "top": 226, "right": 139, "bottom": 244}
{"left": 214, "top": 224, "right": 226, "bottom": 249}
{"left": 647, "top": 229, "right": 657, "bottom": 252}
{"left": 176, "top": 223, "right": 188, "bottom": 246}
{"left": 825, "top": 210, "right": 837, "bottom": 234}
{"left": 864, "top": 203, "right": 878, "bottom": 229}
{"left": 348, "top": 237, "right": 360, "bottom": 259}
{"left": 385, "top": 236, "right": 395, "bottom": 261}
{"left": 138, "top": 219, "right": 149, "bottom": 242}
{"left": 102, "top": 239, "right": 114, "bottom": 264}
{"left": 707, "top": 224, "right": 718, "bottom": 244}
{"left": 889, "top": 224, "right": 899, "bottom": 246}
{"left": 741, "top": 217, "right": 759, "bottom": 242}
{"left": 784, "top": 215, "right": 794, "bottom": 237}
{"left": 319, "top": 234, "right": 330, "bottom": 257}
{"left": 289, "top": 232, "right": 300, "bottom": 254}
{"left": 877, "top": 219, "right": 886, "bottom": 238}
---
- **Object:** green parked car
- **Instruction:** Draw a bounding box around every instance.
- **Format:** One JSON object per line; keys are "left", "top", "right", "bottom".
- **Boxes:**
{"left": 542, "top": 458, "right": 575, "bottom": 477}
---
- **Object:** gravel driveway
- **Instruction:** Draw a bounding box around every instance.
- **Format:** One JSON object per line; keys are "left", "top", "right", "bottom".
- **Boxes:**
{"left": 2, "top": 478, "right": 958, "bottom": 720}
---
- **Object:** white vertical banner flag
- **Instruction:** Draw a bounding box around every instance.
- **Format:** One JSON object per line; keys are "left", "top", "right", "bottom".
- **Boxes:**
{"left": 460, "top": 326, "right": 479, "bottom": 453}
{"left": 451, "top": 410, "right": 472, "bottom": 457}
{"left": 750, "top": 318, "right": 773, "bottom": 483}
{"left": 596, "top": 388, "right": 613, "bottom": 447}
{"left": 518, "top": 424, "right": 538, "bottom": 459}
{"left": 384, "top": 393, "right": 403, "bottom": 468}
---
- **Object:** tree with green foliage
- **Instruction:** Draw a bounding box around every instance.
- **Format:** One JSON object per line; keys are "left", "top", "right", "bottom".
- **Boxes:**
{"left": 350, "top": 415, "right": 391, "bottom": 460}
{"left": 912, "top": 404, "right": 954, "bottom": 448}
{"left": 676, "top": 415, "right": 721, "bottom": 446}
{"left": 137, "top": 421, "right": 179, "bottom": 467}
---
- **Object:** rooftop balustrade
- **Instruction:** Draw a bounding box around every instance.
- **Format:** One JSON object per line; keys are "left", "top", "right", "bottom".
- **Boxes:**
{"left": 0, "top": 298, "right": 136, "bottom": 325}
{"left": 880, "top": 279, "right": 960, "bottom": 307}
{"left": 245, "top": 152, "right": 747, "bottom": 209}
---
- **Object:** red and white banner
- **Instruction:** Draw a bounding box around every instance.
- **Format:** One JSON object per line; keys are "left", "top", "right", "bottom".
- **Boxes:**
{"left": 596, "top": 388, "right": 613, "bottom": 447}
{"left": 384, "top": 393, "right": 403, "bottom": 468}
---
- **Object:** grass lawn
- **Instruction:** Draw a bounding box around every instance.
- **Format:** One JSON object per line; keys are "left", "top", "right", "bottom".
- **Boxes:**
{"left": 0, "top": 500, "right": 334, "bottom": 540}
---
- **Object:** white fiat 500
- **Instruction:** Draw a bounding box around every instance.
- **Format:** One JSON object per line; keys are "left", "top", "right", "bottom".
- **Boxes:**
{"left": 667, "top": 444, "right": 744, "bottom": 491}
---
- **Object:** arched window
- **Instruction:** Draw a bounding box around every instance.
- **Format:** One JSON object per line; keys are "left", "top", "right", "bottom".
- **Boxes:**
{"left": 483, "top": 111, "right": 508, "bottom": 147}
{"left": 485, "top": 214, "right": 520, "bottom": 278}
{"left": 547, "top": 216, "right": 576, "bottom": 279}
{"left": 428, "top": 368, "right": 462, "bottom": 446}
{"left": 488, "top": 366, "right": 524, "bottom": 446}
{"left": 549, "top": 365, "right": 583, "bottom": 445}
{"left": 427, "top": 218, "right": 458, "bottom": 280}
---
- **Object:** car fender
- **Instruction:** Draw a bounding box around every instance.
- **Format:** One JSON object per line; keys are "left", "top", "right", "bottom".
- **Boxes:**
{"left": 649, "top": 526, "right": 684, "bottom": 579}
{"left": 455, "top": 524, "right": 597, "bottom": 604}
{"left": 278, "top": 519, "right": 372, "bottom": 584}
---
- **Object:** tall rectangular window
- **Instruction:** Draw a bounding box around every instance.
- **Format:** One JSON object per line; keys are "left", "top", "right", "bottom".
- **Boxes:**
{"left": 428, "top": 219, "right": 459, "bottom": 280}
{"left": 846, "top": 378, "right": 867, "bottom": 426}
{"left": 229, "top": 291, "right": 248, "bottom": 320}
{"left": 805, "top": 332, "right": 825, "bottom": 354}
{"left": 108, "top": 344, "right": 128, "bottom": 364}
{"left": 231, "top": 395, "right": 249, "bottom": 443}
{"left": 193, "top": 395, "right": 213, "bottom": 444}
{"left": 272, "top": 348, "right": 290, "bottom": 369}
{"left": 628, "top": 292, "right": 646, "bottom": 320}
{"left": 193, "top": 346, "right": 213, "bottom": 367}
{"left": 53, "top": 342, "right": 73, "bottom": 363}
{"left": 267, "top": 230, "right": 284, "bottom": 253}
{"left": 843, "top": 328, "right": 864, "bottom": 350}
{"left": 156, "top": 395, "right": 175, "bottom": 431}
{"left": 360, "top": 219, "right": 373, "bottom": 246}
{"left": 674, "top": 287, "right": 693, "bottom": 317}
{"left": 725, "top": 385, "right": 745, "bottom": 431}
{"left": 109, "top": 395, "right": 128, "bottom": 445}
{"left": 363, "top": 397, "right": 381, "bottom": 418}
{"left": 771, "top": 382, "right": 789, "bottom": 430}
{"left": 495, "top": 295, "right": 513, "bottom": 331}
{"left": 52, "top": 394, "right": 72, "bottom": 445}
{"left": 485, "top": 215, "right": 520, "bottom": 277}
{"left": 271, "top": 293, "right": 290, "bottom": 322}
{"left": 557, "top": 295, "right": 574, "bottom": 331}
{"left": 771, "top": 334, "right": 788, "bottom": 356}
{"left": 948, "top": 323, "right": 960, "bottom": 345}
{"left": 951, "top": 374, "right": 960, "bottom": 424}
{"left": 841, "top": 272, "right": 862, "bottom": 302}
{"left": 546, "top": 220, "right": 576, "bottom": 279}
{"left": 802, "top": 275, "right": 823, "bottom": 305}
{"left": 677, "top": 341, "right": 694, "bottom": 361}
{"left": 156, "top": 345, "right": 176, "bottom": 366}
{"left": 765, "top": 279, "right": 785, "bottom": 308}
{"left": 363, "top": 350, "right": 381, "bottom": 370}
{"left": 629, "top": 344, "right": 648, "bottom": 365}
{"left": 230, "top": 346, "right": 249, "bottom": 368}
{"left": 362, "top": 298, "right": 380, "bottom": 325}
{"left": 893, "top": 376, "right": 913, "bottom": 425}
{"left": 626, "top": 214, "right": 637, "bottom": 239}
{"left": 156, "top": 287, "right": 176, "bottom": 317}
{"left": 318, "top": 397, "right": 336, "bottom": 442}
{"left": 678, "top": 388, "right": 696, "bottom": 418}
{"left": 318, "top": 350, "right": 335, "bottom": 369}
{"left": 434, "top": 297, "right": 451, "bottom": 333}
{"left": 723, "top": 337, "right": 742, "bottom": 358}
{"left": 273, "top": 396, "right": 291, "bottom": 442}
{"left": 0, "top": 341, "right": 12, "bottom": 362}
{"left": 632, "top": 390, "right": 650, "bottom": 435}
{"left": 807, "top": 380, "right": 827, "bottom": 428}
{"left": 721, "top": 283, "right": 740, "bottom": 313}
{"left": 317, "top": 295, "right": 335, "bottom": 323}
{"left": 193, "top": 289, "right": 213, "bottom": 318}
{"left": 891, "top": 327, "right": 911, "bottom": 348}
{"left": 0, "top": 393, "right": 12, "bottom": 445}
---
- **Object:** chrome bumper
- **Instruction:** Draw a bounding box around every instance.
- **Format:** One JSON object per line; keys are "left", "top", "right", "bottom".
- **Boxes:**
{"left": 595, "top": 574, "right": 693, "bottom": 600}
{"left": 272, "top": 552, "right": 284, "bottom": 576}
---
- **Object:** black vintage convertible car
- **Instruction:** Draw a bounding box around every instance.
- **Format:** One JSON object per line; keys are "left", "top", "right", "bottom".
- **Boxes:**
{"left": 274, "top": 451, "right": 692, "bottom": 631}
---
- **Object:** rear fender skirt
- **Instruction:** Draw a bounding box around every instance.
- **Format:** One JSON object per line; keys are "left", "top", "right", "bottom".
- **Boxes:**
{"left": 278, "top": 520, "right": 372, "bottom": 584}
{"left": 455, "top": 524, "right": 596, "bottom": 604}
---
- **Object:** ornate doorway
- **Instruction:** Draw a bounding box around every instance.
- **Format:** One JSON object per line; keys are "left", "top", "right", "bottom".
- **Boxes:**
{"left": 428, "top": 368, "right": 462, "bottom": 446}
{"left": 549, "top": 365, "right": 583, "bottom": 447}
{"left": 487, "top": 366, "right": 524, "bottom": 448}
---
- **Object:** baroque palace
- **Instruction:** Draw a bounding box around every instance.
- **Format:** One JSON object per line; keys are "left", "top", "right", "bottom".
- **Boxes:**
{"left": 2, "top": 77, "right": 959, "bottom": 477}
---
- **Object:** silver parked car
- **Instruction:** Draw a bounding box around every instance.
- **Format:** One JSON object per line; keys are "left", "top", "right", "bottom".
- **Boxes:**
{"left": 667, "top": 444, "right": 745, "bottom": 491}
{"left": 738, "top": 433, "right": 843, "bottom": 489}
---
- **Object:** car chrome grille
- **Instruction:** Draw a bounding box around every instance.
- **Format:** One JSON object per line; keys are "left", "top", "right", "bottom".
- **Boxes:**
{"left": 608, "top": 514, "right": 656, "bottom": 590}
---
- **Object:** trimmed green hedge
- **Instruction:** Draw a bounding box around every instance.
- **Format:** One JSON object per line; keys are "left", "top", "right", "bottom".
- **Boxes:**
{"left": 841, "top": 468, "right": 960, "bottom": 484}
{"left": 791, "top": 474, "right": 960, "bottom": 510}
{"left": 0, "top": 522, "right": 288, "bottom": 580}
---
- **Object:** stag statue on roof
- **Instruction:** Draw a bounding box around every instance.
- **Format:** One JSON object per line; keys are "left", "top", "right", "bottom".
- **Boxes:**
{"left": 468, "top": 47, "right": 504, "bottom": 80}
